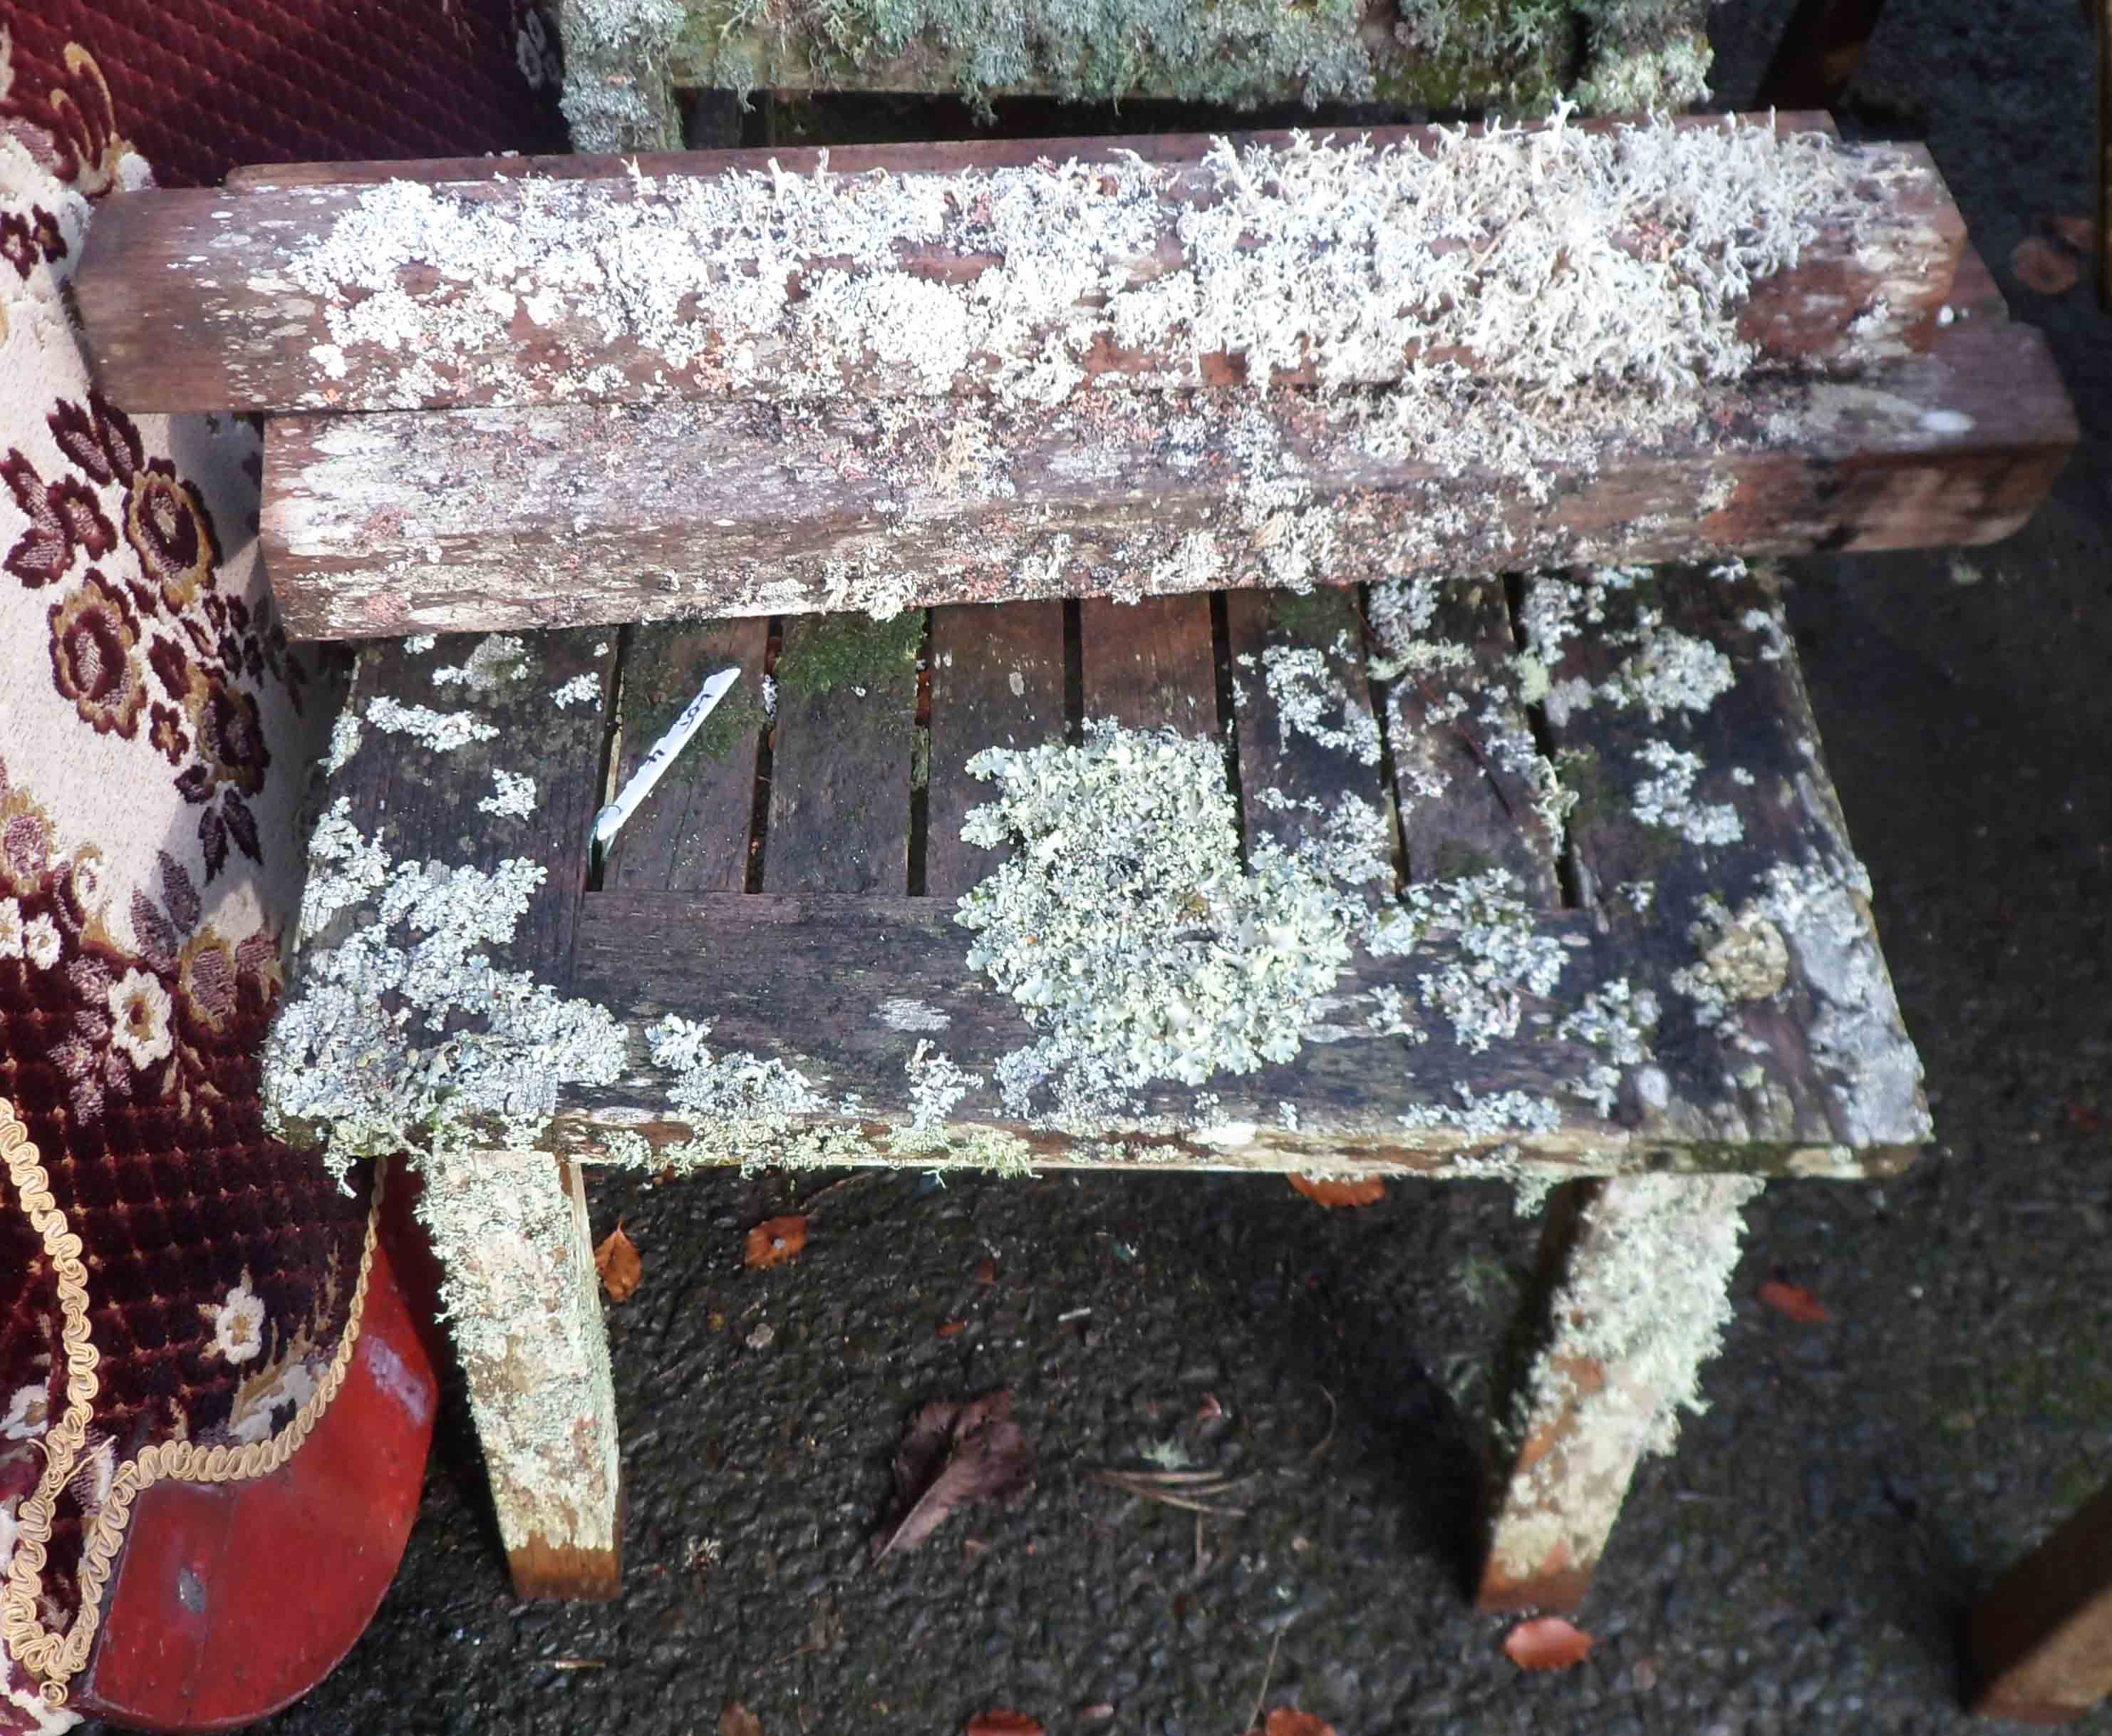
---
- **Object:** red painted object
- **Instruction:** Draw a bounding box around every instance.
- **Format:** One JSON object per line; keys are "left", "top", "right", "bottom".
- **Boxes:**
{"left": 71, "top": 1187, "right": 438, "bottom": 1732}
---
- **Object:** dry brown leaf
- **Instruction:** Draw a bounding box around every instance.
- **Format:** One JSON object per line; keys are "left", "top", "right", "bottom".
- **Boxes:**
{"left": 744, "top": 1214, "right": 807, "bottom": 1269}
{"left": 973, "top": 1257, "right": 998, "bottom": 1286}
{"left": 1258, "top": 1712, "right": 1339, "bottom": 1736}
{"left": 936, "top": 1319, "right": 968, "bottom": 1338}
{"left": 2011, "top": 236, "right": 2080, "bottom": 296}
{"left": 718, "top": 1704, "right": 764, "bottom": 1736}
{"left": 1288, "top": 1174, "right": 1387, "bottom": 1208}
{"left": 1757, "top": 1278, "right": 1828, "bottom": 1325}
{"left": 1503, "top": 1616, "right": 1595, "bottom": 1670}
{"left": 871, "top": 1390, "right": 1035, "bottom": 1563}
{"left": 965, "top": 1713, "right": 1044, "bottom": 1736}
{"left": 594, "top": 1223, "right": 641, "bottom": 1302}
{"left": 2048, "top": 212, "right": 2094, "bottom": 254}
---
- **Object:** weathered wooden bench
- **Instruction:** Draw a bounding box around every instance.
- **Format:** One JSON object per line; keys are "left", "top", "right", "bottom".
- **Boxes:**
{"left": 67, "top": 114, "right": 2076, "bottom": 1611}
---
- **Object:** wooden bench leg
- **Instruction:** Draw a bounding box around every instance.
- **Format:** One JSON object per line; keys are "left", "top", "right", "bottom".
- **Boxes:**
{"left": 1477, "top": 1172, "right": 1764, "bottom": 1612}
{"left": 1966, "top": 1477, "right": 2112, "bottom": 1722}
{"left": 416, "top": 1151, "right": 623, "bottom": 1600}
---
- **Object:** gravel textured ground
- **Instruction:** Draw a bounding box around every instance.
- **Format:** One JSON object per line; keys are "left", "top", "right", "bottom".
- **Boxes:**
{"left": 117, "top": 4, "right": 2112, "bottom": 1730}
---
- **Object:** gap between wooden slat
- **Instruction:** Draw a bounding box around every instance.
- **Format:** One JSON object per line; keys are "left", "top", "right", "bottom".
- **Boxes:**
{"left": 1503, "top": 571, "right": 1585, "bottom": 914}
{"left": 908, "top": 609, "right": 933, "bottom": 896}
{"left": 1208, "top": 589, "right": 1249, "bottom": 872}
{"left": 744, "top": 618, "right": 782, "bottom": 894}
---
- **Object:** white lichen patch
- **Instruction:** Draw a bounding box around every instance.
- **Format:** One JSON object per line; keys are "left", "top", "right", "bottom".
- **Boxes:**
{"left": 1262, "top": 638, "right": 1382, "bottom": 765}
{"left": 1366, "top": 577, "right": 1475, "bottom": 680}
{"left": 877, "top": 996, "right": 951, "bottom": 1033}
{"left": 905, "top": 1039, "right": 982, "bottom": 1132}
{"left": 1630, "top": 740, "right": 1742, "bottom": 847}
{"left": 551, "top": 673, "right": 604, "bottom": 709}
{"left": 478, "top": 768, "right": 539, "bottom": 818}
{"left": 646, "top": 1013, "right": 829, "bottom": 1120}
{"left": 1598, "top": 628, "right": 1736, "bottom": 722}
{"left": 1370, "top": 869, "right": 1570, "bottom": 1053}
{"left": 323, "top": 709, "right": 363, "bottom": 775}
{"left": 264, "top": 802, "right": 630, "bottom": 1186}
{"left": 1555, "top": 978, "right": 1661, "bottom": 1116}
{"left": 364, "top": 695, "right": 500, "bottom": 752}
{"left": 276, "top": 110, "right": 1891, "bottom": 438}
{"left": 1399, "top": 1083, "right": 1564, "bottom": 1137}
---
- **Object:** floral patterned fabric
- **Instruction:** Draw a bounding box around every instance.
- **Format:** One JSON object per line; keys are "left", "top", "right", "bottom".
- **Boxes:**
{"left": 0, "top": 4, "right": 560, "bottom": 1726}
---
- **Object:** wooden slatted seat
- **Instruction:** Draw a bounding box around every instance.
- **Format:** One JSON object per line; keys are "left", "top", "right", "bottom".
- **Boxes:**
{"left": 281, "top": 560, "right": 1927, "bottom": 1608}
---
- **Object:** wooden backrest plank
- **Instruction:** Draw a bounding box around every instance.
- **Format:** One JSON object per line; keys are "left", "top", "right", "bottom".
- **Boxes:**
{"left": 258, "top": 316, "right": 2076, "bottom": 642}
{"left": 1078, "top": 596, "right": 1216, "bottom": 734}
{"left": 85, "top": 116, "right": 1956, "bottom": 413}
{"left": 1526, "top": 564, "right": 1927, "bottom": 1150}
{"left": 600, "top": 619, "right": 769, "bottom": 894}
{"left": 924, "top": 600, "right": 1067, "bottom": 899}
{"left": 1377, "top": 575, "right": 1564, "bottom": 909}
{"left": 759, "top": 614, "right": 919, "bottom": 892}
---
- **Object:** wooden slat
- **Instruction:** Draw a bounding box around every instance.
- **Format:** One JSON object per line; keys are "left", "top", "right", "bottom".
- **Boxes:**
{"left": 1527, "top": 564, "right": 1930, "bottom": 1151}
{"left": 257, "top": 317, "right": 2076, "bottom": 641}
{"left": 81, "top": 118, "right": 1957, "bottom": 413}
{"left": 1222, "top": 587, "right": 1391, "bottom": 874}
{"left": 325, "top": 631, "right": 615, "bottom": 983}
{"left": 760, "top": 614, "right": 919, "bottom": 892}
{"left": 1377, "top": 575, "right": 1564, "bottom": 909}
{"left": 545, "top": 890, "right": 1911, "bottom": 1176}
{"left": 601, "top": 619, "right": 768, "bottom": 894}
{"left": 924, "top": 601, "right": 1067, "bottom": 899}
{"left": 1079, "top": 594, "right": 1216, "bottom": 734}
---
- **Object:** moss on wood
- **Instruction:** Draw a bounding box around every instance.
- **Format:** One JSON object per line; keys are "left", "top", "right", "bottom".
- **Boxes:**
{"left": 775, "top": 611, "right": 924, "bottom": 698}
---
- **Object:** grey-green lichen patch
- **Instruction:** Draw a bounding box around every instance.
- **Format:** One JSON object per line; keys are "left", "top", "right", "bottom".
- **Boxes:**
{"left": 322, "top": 709, "right": 363, "bottom": 775}
{"left": 1555, "top": 978, "right": 1660, "bottom": 1116}
{"left": 775, "top": 610, "right": 923, "bottom": 698}
{"left": 683, "top": 0, "right": 1379, "bottom": 110}
{"left": 957, "top": 723, "right": 1369, "bottom": 1126}
{"left": 557, "top": 0, "right": 685, "bottom": 151}
{"left": 646, "top": 1013, "right": 829, "bottom": 1117}
{"left": 433, "top": 634, "right": 534, "bottom": 695}
{"left": 1399, "top": 1083, "right": 1564, "bottom": 1137}
{"left": 264, "top": 802, "right": 631, "bottom": 1187}
{"left": 904, "top": 1039, "right": 981, "bottom": 1132}
{"left": 1488, "top": 1172, "right": 1761, "bottom": 1587}
{"left": 363, "top": 695, "right": 500, "bottom": 752}
{"left": 551, "top": 673, "right": 604, "bottom": 709}
{"left": 1571, "top": 29, "right": 1713, "bottom": 114}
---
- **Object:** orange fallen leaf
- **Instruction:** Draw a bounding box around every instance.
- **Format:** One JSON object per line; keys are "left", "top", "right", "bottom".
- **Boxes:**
{"left": 2011, "top": 236, "right": 2079, "bottom": 296}
{"left": 1503, "top": 1616, "right": 1595, "bottom": 1670}
{"left": 718, "top": 1703, "right": 764, "bottom": 1736}
{"left": 966, "top": 1712, "right": 1044, "bottom": 1735}
{"left": 974, "top": 1257, "right": 998, "bottom": 1286}
{"left": 1758, "top": 1278, "right": 1828, "bottom": 1325}
{"left": 1288, "top": 1174, "right": 1386, "bottom": 1208}
{"left": 744, "top": 1214, "right": 807, "bottom": 1269}
{"left": 1261, "top": 1712, "right": 1340, "bottom": 1736}
{"left": 2066, "top": 1101, "right": 2104, "bottom": 1135}
{"left": 937, "top": 1319, "right": 968, "bottom": 1338}
{"left": 593, "top": 1223, "right": 641, "bottom": 1302}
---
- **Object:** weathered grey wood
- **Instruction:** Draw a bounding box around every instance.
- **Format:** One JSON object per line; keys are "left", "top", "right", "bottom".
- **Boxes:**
{"left": 258, "top": 318, "right": 2076, "bottom": 641}
{"left": 760, "top": 615, "right": 919, "bottom": 892}
{"left": 1377, "top": 576, "right": 1565, "bottom": 906}
{"left": 925, "top": 601, "right": 1067, "bottom": 898}
{"left": 1080, "top": 595, "right": 1216, "bottom": 735}
{"left": 602, "top": 619, "right": 768, "bottom": 894}
{"left": 1528, "top": 564, "right": 1931, "bottom": 1153}
{"left": 1967, "top": 1474, "right": 2112, "bottom": 1722}
{"left": 549, "top": 889, "right": 1908, "bottom": 1175}
{"left": 328, "top": 630, "right": 616, "bottom": 983}
{"left": 83, "top": 118, "right": 1956, "bottom": 413}
{"left": 1223, "top": 587, "right": 1390, "bottom": 877}
{"left": 1477, "top": 1172, "right": 1762, "bottom": 1611}
{"left": 418, "top": 1151, "right": 622, "bottom": 1599}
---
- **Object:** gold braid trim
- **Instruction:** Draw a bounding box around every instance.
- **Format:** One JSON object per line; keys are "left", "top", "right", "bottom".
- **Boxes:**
{"left": 0, "top": 1098, "right": 382, "bottom": 1708}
